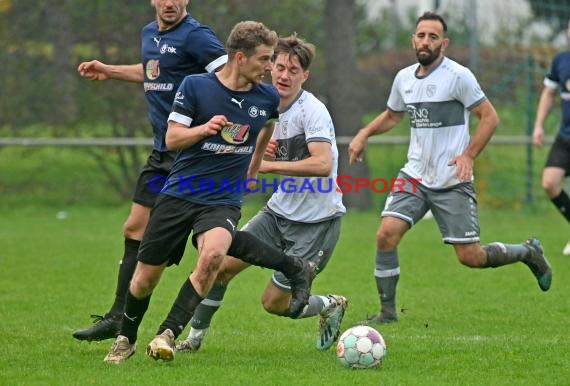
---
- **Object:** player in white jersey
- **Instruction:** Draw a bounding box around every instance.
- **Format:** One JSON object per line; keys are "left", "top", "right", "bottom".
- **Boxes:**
{"left": 176, "top": 34, "right": 348, "bottom": 352}
{"left": 349, "top": 11, "right": 552, "bottom": 325}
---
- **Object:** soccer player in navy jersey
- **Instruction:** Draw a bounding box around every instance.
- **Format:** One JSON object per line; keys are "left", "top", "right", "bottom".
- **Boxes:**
{"left": 104, "top": 20, "right": 314, "bottom": 364}
{"left": 349, "top": 12, "right": 552, "bottom": 325}
{"left": 73, "top": 0, "right": 228, "bottom": 342}
{"left": 176, "top": 34, "right": 348, "bottom": 354}
{"left": 533, "top": 19, "right": 570, "bottom": 255}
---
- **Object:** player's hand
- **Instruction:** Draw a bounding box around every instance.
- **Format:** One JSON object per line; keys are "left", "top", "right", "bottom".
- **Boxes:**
{"left": 448, "top": 154, "right": 474, "bottom": 182}
{"left": 77, "top": 60, "right": 109, "bottom": 81}
{"left": 246, "top": 177, "right": 258, "bottom": 191}
{"left": 203, "top": 115, "right": 232, "bottom": 137}
{"left": 348, "top": 134, "right": 367, "bottom": 165}
{"left": 532, "top": 126, "right": 544, "bottom": 148}
{"left": 264, "top": 139, "right": 277, "bottom": 158}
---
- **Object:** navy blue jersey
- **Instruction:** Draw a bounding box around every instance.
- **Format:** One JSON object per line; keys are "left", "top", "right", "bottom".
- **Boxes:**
{"left": 163, "top": 73, "right": 279, "bottom": 207}
{"left": 545, "top": 51, "right": 570, "bottom": 138}
{"left": 141, "top": 15, "right": 227, "bottom": 151}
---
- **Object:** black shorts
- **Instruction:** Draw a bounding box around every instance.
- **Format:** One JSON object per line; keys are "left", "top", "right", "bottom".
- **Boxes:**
{"left": 137, "top": 194, "right": 241, "bottom": 266}
{"left": 132, "top": 150, "right": 176, "bottom": 207}
{"left": 545, "top": 135, "right": 570, "bottom": 176}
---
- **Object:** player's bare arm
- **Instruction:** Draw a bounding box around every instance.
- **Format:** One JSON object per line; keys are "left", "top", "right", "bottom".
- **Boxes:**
{"left": 165, "top": 115, "right": 230, "bottom": 150}
{"left": 77, "top": 60, "right": 144, "bottom": 82}
{"left": 533, "top": 86, "right": 556, "bottom": 148}
{"left": 449, "top": 99, "right": 499, "bottom": 182}
{"left": 247, "top": 121, "right": 276, "bottom": 183}
{"left": 348, "top": 109, "right": 404, "bottom": 165}
{"left": 259, "top": 141, "right": 332, "bottom": 177}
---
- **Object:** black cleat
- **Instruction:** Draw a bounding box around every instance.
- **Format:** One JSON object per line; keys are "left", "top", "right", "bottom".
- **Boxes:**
{"left": 288, "top": 260, "right": 316, "bottom": 318}
{"left": 72, "top": 313, "right": 121, "bottom": 342}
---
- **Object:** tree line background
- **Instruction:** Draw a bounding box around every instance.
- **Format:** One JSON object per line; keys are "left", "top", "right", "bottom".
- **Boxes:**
{"left": 1, "top": 0, "right": 570, "bottom": 208}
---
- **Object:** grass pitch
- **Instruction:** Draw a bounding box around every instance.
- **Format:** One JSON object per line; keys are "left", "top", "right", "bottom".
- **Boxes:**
{"left": 1, "top": 203, "right": 568, "bottom": 385}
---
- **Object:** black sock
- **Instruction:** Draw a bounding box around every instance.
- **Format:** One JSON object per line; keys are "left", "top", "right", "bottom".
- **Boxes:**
{"left": 227, "top": 231, "right": 300, "bottom": 277}
{"left": 120, "top": 290, "right": 151, "bottom": 344}
{"left": 551, "top": 191, "right": 570, "bottom": 222}
{"left": 158, "top": 279, "right": 203, "bottom": 338}
{"left": 109, "top": 238, "right": 140, "bottom": 316}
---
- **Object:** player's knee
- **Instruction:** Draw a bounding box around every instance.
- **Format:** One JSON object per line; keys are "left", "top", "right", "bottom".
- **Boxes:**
{"left": 376, "top": 229, "right": 399, "bottom": 250}
{"left": 123, "top": 218, "right": 146, "bottom": 239}
{"left": 541, "top": 180, "right": 561, "bottom": 198}
{"left": 261, "top": 293, "right": 288, "bottom": 316}
{"left": 130, "top": 275, "right": 157, "bottom": 298}
{"left": 455, "top": 249, "right": 485, "bottom": 268}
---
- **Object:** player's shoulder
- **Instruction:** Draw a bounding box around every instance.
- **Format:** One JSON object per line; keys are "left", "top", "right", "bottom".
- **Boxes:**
{"left": 553, "top": 50, "right": 570, "bottom": 63}
{"left": 438, "top": 57, "right": 476, "bottom": 80}
{"left": 257, "top": 83, "right": 280, "bottom": 100}
{"left": 142, "top": 19, "right": 158, "bottom": 34}
{"left": 182, "top": 72, "right": 215, "bottom": 86}
{"left": 297, "top": 90, "right": 329, "bottom": 112}
{"left": 178, "top": 15, "right": 217, "bottom": 36}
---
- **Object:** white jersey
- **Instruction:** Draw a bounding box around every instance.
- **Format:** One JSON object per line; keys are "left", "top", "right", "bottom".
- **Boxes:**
{"left": 266, "top": 90, "right": 346, "bottom": 222}
{"left": 387, "top": 57, "right": 486, "bottom": 188}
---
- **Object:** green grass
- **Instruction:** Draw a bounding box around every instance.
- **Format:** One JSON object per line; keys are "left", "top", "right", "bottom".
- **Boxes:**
{"left": 1, "top": 203, "right": 569, "bottom": 385}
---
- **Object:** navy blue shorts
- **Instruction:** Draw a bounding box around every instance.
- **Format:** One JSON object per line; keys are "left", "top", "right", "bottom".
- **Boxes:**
{"left": 545, "top": 135, "right": 570, "bottom": 176}
{"left": 132, "top": 150, "right": 175, "bottom": 207}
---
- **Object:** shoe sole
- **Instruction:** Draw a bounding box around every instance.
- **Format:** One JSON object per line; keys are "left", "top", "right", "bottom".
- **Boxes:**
{"left": 146, "top": 345, "right": 174, "bottom": 361}
{"left": 104, "top": 350, "right": 135, "bottom": 364}
{"left": 317, "top": 297, "right": 348, "bottom": 351}
{"left": 175, "top": 342, "right": 201, "bottom": 353}
{"left": 73, "top": 333, "right": 118, "bottom": 342}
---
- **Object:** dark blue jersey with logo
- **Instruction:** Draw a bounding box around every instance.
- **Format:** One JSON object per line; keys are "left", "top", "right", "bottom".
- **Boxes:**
{"left": 545, "top": 51, "right": 570, "bottom": 138}
{"left": 141, "top": 15, "right": 227, "bottom": 151}
{"left": 164, "top": 72, "right": 279, "bottom": 207}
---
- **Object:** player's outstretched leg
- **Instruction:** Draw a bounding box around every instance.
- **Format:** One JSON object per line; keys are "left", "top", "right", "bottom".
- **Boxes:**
{"left": 72, "top": 313, "right": 121, "bottom": 342}
{"left": 104, "top": 335, "right": 136, "bottom": 364}
{"left": 288, "top": 260, "right": 317, "bottom": 318}
{"left": 316, "top": 295, "right": 348, "bottom": 350}
{"left": 522, "top": 238, "right": 552, "bottom": 291}
{"left": 146, "top": 328, "right": 176, "bottom": 361}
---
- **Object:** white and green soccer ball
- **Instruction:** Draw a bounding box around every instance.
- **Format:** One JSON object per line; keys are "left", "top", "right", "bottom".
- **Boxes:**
{"left": 336, "top": 325, "right": 386, "bottom": 369}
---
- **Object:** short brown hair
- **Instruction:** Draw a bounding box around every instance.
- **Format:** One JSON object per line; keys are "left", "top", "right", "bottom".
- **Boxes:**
{"left": 274, "top": 33, "right": 316, "bottom": 71}
{"left": 226, "top": 21, "right": 278, "bottom": 58}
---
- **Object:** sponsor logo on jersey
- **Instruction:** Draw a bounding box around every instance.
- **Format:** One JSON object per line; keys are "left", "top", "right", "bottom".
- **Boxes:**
{"left": 201, "top": 143, "right": 254, "bottom": 154}
{"left": 144, "top": 83, "right": 174, "bottom": 91}
{"left": 146, "top": 59, "right": 160, "bottom": 80}
{"left": 160, "top": 43, "right": 177, "bottom": 55}
{"left": 248, "top": 105, "right": 267, "bottom": 118}
{"left": 221, "top": 124, "right": 250, "bottom": 144}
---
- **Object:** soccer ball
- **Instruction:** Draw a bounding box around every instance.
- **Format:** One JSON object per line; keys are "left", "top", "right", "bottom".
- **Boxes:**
{"left": 336, "top": 325, "right": 386, "bottom": 369}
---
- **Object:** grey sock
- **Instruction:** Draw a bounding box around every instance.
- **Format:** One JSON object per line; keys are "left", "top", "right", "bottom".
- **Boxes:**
{"left": 190, "top": 282, "right": 228, "bottom": 329}
{"left": 375, "top": 250, "right": 400, "bottom": 315}
{"left": 483, "top": 242, "right": 530, "bottom": 268}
